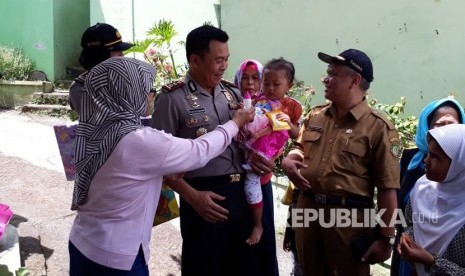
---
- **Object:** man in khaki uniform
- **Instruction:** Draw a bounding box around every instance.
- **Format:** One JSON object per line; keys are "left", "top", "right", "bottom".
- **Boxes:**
{"left": 282, "top": 49, "right": 400, "bottom": 276}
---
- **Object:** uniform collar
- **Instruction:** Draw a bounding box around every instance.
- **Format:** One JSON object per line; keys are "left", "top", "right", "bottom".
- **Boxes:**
{"left": 184, "top": 73, "right": 222, "bottom": 97}
{"left": 326, "top": 99, "right": 369, "bottom": 121}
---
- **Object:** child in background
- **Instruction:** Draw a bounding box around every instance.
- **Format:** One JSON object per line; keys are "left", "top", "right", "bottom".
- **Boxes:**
{"left": 241, "top": 57, "right": 302, "bottom": 245}
{"left": 282, "top": 182, "right": 303, "bottom": 276}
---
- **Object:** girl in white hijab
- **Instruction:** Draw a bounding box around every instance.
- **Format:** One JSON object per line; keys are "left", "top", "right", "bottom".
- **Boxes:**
{"left": 398, "top": 124, "right": 465, "bottom": 275}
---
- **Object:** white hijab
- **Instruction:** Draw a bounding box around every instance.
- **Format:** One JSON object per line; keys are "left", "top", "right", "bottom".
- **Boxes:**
{"left": 411, "top": 124, "right": 465, "bottom": 275}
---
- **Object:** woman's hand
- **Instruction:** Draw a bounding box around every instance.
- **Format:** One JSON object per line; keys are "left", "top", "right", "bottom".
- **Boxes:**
{"left": 232, "top": 106, "right": 255, "bottom": 128}
{"left": 398, "top": 233, "right": 435, "bottom": 266}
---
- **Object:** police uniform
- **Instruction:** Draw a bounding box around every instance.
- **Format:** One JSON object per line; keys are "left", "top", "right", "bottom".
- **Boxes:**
{"left": 151, "top": 74, "right": 260, "bottom": 276}
{"left": 290, "top": 100, "right": 401, "bottom": 275}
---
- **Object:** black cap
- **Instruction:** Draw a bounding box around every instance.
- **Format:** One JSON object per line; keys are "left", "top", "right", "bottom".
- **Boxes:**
{"left": 318, "top": 49, "right": 374, "bottom": 82}
{"left": 81, "top": 23, "right": 133, "bottom": 51}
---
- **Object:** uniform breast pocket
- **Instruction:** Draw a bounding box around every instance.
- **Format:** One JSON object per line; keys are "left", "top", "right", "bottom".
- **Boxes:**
{"left": 303, "top": 130, "right": 321, "bottom": 159}
{"left": 340, "top": 139, "right": 367, "bottom": 158}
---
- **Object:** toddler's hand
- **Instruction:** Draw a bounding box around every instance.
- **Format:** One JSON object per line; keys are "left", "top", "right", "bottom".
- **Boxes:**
{"left": 276, "top": 112, "right": 291, "bottom": 123}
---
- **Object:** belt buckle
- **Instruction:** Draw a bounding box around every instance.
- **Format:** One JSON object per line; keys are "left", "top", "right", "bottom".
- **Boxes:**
{"left": 314, "top": 194, "right": 327, "bottom": 204}
{"left": 229, "top": 174, "right": 240, "bottom": 183}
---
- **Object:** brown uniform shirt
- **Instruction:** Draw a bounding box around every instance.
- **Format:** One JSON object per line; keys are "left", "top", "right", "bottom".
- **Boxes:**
{"left": 151, "top": 73, "right": 245, "bottom": 178}
{"left": 290, "top": 100, "right": 401, "bottom": 198}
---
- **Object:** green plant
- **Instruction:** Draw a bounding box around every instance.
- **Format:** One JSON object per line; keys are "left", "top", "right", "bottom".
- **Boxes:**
{"left": 369, "top": 96, "right": 417, "bottom": 149}
{"left": 126, "top": 19, "right": 186, "bottom": 90}
{"left": 0, "top": 45, "right": 35, "bottom": 81}
{"left": 274, "top": 81, "right": 315, "bottom": 176}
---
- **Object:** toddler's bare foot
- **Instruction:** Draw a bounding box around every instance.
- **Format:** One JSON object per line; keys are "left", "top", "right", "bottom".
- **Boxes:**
{"left": 245, "top": 225, "right": 263, "bottom": 245}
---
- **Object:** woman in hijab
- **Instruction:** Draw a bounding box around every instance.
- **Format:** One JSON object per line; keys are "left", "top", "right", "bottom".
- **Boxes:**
{"left": 234, "top": 59, "right": 263, "bottom": 99}
{"left": 233, "top": 59, "right": 279, "bottom": 276}
{"left": 68, "top": 57, "right": 254, "bottom": 275}
{"left": 392, "top": 98, "right": 465, "bottom": 276}
{"left": 398, "top": 124, "right": 465, "bottom": 275}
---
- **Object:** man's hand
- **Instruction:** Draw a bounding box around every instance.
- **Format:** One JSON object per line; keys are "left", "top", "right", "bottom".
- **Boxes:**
{"left": 398, "top": 233, "right": 435, "bottom": 266}
{"left": 249, "top": 152, "right": 275, "bottom": 175}
{"left": 188, "top": 190, "right": 229, "bottom": 223}
{"left": 362, "top": 239, "right": 392, "bottom": 264}
{"left": 281, "top": 156, "right": 310, "bottom": 190}
{"left": 165, "top": 178, "right": 229, "bottom": 223}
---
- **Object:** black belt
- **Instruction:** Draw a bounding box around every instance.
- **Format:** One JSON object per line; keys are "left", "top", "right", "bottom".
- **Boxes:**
{"left": 187, "top": 173, "right": 244, "bottom": 184}
{"left": 303, "top": 190, "right": 373, "bottom": 208}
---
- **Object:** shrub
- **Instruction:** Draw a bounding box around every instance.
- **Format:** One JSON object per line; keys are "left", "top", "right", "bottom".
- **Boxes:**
{"left": 0, "top": 45, "right": 35, "bottom": 80}
{"left": 369, "top": 96, "right": 417, "bottom": 149}
{"left": 274, "top": 81, "right": 315, "bottom": 176}
{"left": 273, "top": 94, "right": 418, "bottom": 176}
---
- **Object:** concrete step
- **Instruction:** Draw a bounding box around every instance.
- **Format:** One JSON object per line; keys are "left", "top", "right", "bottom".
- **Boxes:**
{"left": 32, "top": 91, "right": 69, "bottom": 106}
{"left": 21, "top": 104, "right": 75, "bottom": 117}
{"left": 54, "top": 79, "right": 74, "bottom": 90}
{"left": 21, "top": 104, "right": 71, "bottom": 112}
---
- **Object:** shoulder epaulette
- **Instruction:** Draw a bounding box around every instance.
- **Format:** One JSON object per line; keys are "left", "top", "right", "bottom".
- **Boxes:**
{"left": 220, "top": 79, "right": 238, "bottom": 89}
{"left": 371, "top": 109, "right": 395, "bottom": 130}
{"left": 162, "top": 80, "right": 185, "bottom": 93}
{"left": 306, "top": 102, "right": 330, "bottom": 118}
{"left": 312, "top": 102, "right": 331, "bottom": 112}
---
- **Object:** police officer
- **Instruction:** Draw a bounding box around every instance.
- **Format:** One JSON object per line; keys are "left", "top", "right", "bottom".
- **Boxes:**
{"left": 151, "top": 25, "right": 273, "bottom": 276}
{"left": 282, "top": 49, "right": 400, "bottom": 276}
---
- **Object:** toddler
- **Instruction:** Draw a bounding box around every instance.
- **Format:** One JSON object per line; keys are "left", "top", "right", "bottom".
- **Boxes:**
{"left": 241, "top": 58, "right": 302, "bottom": 245}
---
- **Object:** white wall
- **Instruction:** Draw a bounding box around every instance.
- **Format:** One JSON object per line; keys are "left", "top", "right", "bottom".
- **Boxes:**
{"left": 91, "top": 0, "right": 220, "bottom": 69}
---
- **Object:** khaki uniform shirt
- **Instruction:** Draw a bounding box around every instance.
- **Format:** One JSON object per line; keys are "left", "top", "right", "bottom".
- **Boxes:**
{"left": 290, "top": 100, "right": 401, "bottom": 198}
{"left": 151, "top": 73, "right": 245, "bottom": 178}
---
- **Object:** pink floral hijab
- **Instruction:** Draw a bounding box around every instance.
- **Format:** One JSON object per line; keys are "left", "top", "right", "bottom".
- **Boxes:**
{"left": 233, "top": 59, "right": 264, "bottom": 93}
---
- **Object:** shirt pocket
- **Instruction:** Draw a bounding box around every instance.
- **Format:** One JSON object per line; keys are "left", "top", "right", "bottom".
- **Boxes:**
{"left": 303, "top": 130, "right": 321, "bottom": 159}
{"left": 340, "top": 139, "right": 366, "bottom": 157}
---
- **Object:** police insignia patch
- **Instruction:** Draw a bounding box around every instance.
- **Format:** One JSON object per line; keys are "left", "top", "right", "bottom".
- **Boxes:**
{"left": 220, "top": 79, "right": 238, "bottom": 88}
{"left": 162, "top": 80, "right": 184, "bottom": 92}
{"left": 390, "top": 138, "right": 402, "bottom": 158}
{"left": 188, "top": 80, "right": 197, "bottom": 92}
{"left": 196, "top": 127, "right": 208, "bottom": 137}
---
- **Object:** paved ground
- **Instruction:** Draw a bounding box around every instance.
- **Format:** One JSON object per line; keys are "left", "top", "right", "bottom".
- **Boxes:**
{"left": 0, "top": 109, "right": 391, "bottom": 275}
{"left": 0, "top": 109, "right": 294, "bottom": 275}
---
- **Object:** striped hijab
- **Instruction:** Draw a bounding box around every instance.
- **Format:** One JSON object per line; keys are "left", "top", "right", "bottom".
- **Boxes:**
{"left": 71, "top": 57, "right": 155, "bottom": 210}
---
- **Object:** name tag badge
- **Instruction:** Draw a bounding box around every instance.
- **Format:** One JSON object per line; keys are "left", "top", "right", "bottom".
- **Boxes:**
{"left": 188, "top": 108, "right": 206, "bottom": 115}
{"left": 308, "top": 125, "right": 323, "bottom": 132}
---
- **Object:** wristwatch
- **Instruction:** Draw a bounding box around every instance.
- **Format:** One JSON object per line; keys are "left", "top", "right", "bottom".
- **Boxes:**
{"left": 378, "top": 232, "right": 395, "bottom": 245}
